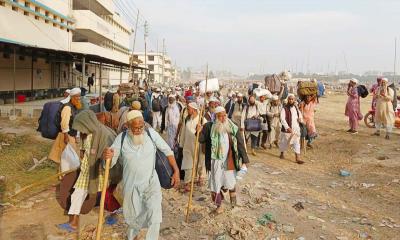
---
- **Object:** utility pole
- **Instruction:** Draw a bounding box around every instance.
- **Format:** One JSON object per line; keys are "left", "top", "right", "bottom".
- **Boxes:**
{"left": 144, "top": 21, "right": 149, "bottom": 81}
{"left": 162, "top": 38, "right": 165, "bottom": 85}
{"left": 394, "top": 37, "right": 397, "bottom": 83}
{"left": 129, "top": 9, "right": 140, "bottom": 84}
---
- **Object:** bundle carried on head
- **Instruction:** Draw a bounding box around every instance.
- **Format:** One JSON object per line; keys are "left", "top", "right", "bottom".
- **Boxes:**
{"left": 119, "top": 82, "right": 135, "bottom": 94}
{"left": 297, "top": 81, "right": 318, "bottom": 99}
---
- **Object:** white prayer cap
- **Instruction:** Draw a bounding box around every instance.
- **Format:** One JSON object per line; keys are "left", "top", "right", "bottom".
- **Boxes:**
{"left": 215, "top": 106, "right": 226, "bottom": 114}
{"left": 127, "top": 110, "right": 143, "bottom": 121}
{"left": 271, "top": 95, "right": 279, "bottom": 101}
{"left": 350, "top": 78, "right": 358, "bottom": 84}
{"left": 167, "top": 88, "right": 172, "bottom": 92}
{"left": 287, "top": 93, "right": 295, "bottom": 99}
{"left": 70, "top": 87, "right": 81, "bottom": 96}
{"left": 209, "top": 97, "right": 218, "bottom": 103}
{"left": 65, "top": 89, "right": 71, "bottom": 94}
{"left": 168, "top": 94, "right": 176, "bottom": 98}
{"left": 237, "top": 93, "right": 243, "bottom": 97}
{"left": 139, "top": 89, "right": 145, "bottom": 93}
{"left": 155, "top": 88, "right": 161, "bottom": 92}
{"left": 188, "top": 102, "right": 199, "bottom": 110}
{"left": 381, "top": 78, "right": 389, "bottom": 82}
{"left": 228, "top": 92, "right": 233, "bottom": 97}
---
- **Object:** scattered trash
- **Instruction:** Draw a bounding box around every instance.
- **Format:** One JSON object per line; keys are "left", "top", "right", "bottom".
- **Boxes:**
{"left": 359, "top": 232, "right": 369, "bottom": 239}
{"left": 28, "top": 157, "right": 48, "bottom": 171}
{"left": 339, "top": 170, "right": 351, "bottom": 177}
{"left": 360, "top": 183, "right": 375, "bottom": 189}
{"left": 257, "top": 213, "right": 276, "bottom": 226}
{"left": 392, "top": 179, "right": 399, "bottom": 183}
{"left": 292, "top": 202, "right": 305, "bottom": 212}
{"left": 297, "top": 237, "right": 306, "bottom": 240}
{"left": 270, "top": 171, "right": 283, "bottom": 175}
{"left": 376, "top": 155, "right": 389, "bottom": 160}
{"left": 0, "top": 175, "right": 5, "bottom": 182}
{"left": 197, "top": 197, "right": 206, "bottom": 202}
{"left": 336, "top": 237, "right": 348, "bottom": 240}
{"left": 282, "top": 224, "right": 295, "bottom": 233}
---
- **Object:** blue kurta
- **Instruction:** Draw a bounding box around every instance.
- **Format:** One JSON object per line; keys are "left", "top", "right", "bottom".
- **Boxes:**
{"left": 110, "top": 128, "right": 173, "bottom": 233}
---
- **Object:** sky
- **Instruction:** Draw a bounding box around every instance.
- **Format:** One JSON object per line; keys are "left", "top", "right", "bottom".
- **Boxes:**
{"left": 117, "top": 0, "right": 400, "bottom": 75}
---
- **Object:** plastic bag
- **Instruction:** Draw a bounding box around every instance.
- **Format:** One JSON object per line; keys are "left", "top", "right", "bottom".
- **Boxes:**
{"left": 60, "top": 144, "right": 80, "bottom": 172}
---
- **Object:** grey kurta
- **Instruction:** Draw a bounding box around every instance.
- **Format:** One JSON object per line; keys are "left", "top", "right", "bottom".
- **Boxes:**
{"left": 110, "top": 128, "right": 173, "bottom": 232}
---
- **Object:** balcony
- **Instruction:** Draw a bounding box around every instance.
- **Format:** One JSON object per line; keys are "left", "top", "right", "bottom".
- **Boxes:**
{"left": 71, "top": 42, "right": 129, "bottom": 64}
{"left": 73, "top": 10, "right": 115, "bottom": 43}
{"left": 73, "top": 0, "right": 114, "bottom": 16}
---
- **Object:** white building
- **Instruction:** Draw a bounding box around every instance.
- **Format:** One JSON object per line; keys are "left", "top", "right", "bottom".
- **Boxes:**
{"left": 134, "top": 51, "right": 178, "bottom": 85}
{"left": 0, "top": 0, "right": 134, "bottom": 102}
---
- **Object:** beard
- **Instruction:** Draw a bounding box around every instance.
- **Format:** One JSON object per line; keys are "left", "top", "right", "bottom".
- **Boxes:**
{"left": 209, "top": 106, "right": 216, "bottom": 113}
{"left": 129, "top": 131, "right": 145, "bottom": 146}
{"left": 214, "top": 120, "right": 231, "bottom": 134}
{"left": 249, "top": 101, "right": 255, "bottom": 106}
{"left": 71, "top": 98, "right": 82, "bottom": 110}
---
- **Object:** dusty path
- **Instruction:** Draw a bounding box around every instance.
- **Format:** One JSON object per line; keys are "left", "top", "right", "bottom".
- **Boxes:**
{"left": 0, "top": 94, "right": 399, "bottom": 240}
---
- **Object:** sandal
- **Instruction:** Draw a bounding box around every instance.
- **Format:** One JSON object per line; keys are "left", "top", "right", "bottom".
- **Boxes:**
{"left": 57, "top": 223, "right": 77, "bottom": 233}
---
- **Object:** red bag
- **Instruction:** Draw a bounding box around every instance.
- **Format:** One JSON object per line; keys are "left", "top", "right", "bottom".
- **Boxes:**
{"left": 104, "top": 184, "right": 121, "bottom": 212}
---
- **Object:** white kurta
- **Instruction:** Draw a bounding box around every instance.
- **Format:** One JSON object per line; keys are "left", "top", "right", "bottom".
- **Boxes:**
{"left": 266, "top": 104, "right": 282, "bottom": 144}
{"left": 110, "top": 128, "right": 173, "bottom": 237}
{"left": 241, "top": 104, "right": 261, "bottom": 137}
{"left": 257, "top": 100, "right": 269, "bottom": 130}
{"left": 181, "top": 115, "right": 207, "bottom": 170}
{"left": 165, "top": 103, "right": 181, "bottom": 148}
{"left": 279, "top": 106, "right": 302, "bottom": 154}
{"left": 208, "top": 132, "right": 236, "bottom": 193}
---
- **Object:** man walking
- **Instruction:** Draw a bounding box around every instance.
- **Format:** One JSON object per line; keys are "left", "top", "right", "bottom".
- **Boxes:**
{"left": 241, "top": 95, "right": 261, "bottom": 156}
{"left": 103, "top": 110, "right": 180, "bottom": 240}
{"left": 279, "top": 94, "right": 304, "bottom": 164}
{"left": 266, "top": 95, "right": 282, "bottom": 149}
{"left": 198, "top": 106, "right": 249, "bottom": 213}
{"left": 151, "top": 88, "right": 163, "bottom": 130}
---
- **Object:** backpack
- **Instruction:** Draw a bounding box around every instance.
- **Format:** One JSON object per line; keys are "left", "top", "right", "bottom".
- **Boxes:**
{"left": 104, "top": 92, "right": 114, "bottom": 111}
{"left": 357, "top": 85, "right": 369, "bottom": 98}
{"left": 37, "top": 101, "right": 64, "bottom": 139}
{"left": 152, "top": 95, "right": 162, "bottom": 112}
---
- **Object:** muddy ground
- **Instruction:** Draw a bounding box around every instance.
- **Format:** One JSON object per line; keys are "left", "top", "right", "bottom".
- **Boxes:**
{"left": 0, "top": 94, "right": 399, "bottom": 240}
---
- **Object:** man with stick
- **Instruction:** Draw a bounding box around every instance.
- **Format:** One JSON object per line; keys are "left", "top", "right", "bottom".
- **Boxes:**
{"left": 180, "top": 102, "right": 208, "bottom": 191}
{"left": 198, "top": 106, "right": 249, "bottom": 213}
{"left": 103, "top": 110, "right": 180, "bottom": 240}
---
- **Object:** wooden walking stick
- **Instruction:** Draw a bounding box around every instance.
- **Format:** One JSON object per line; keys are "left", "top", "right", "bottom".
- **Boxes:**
{"left": 186, "top": 64, "right": 208, "bottom": 222}
{"left": 96, "top": 158, "right": 112, "bottom": 240}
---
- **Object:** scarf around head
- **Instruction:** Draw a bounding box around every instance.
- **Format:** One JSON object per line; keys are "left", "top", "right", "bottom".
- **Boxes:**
{"left": 72, "top": 110, "right": 117, "bottom": 194}
{"left": 211, "top": 119, "right": 238, "bottom": 161}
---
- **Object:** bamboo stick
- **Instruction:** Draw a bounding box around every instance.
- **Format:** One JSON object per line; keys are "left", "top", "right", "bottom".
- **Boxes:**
{"left": 96, "top": 158, "right": 111, "bottom": 240}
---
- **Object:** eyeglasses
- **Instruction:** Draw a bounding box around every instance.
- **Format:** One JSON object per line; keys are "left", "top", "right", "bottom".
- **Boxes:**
{"left": 132, "top": 126, "right": 144, "bottom": 131}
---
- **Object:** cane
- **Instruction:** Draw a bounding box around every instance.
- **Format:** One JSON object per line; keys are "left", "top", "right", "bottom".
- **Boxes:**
{"left": 186, "top": 64, "right": 208, "bottom": 222}
{"left": 96, "top": 158, "right": 111, "bottom": 240}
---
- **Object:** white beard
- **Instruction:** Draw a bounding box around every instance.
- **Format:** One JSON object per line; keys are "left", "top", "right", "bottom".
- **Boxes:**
{"left": 129, "top": 132, "right": 145, "bottom": 146}
{"left": 214, "top": 120, "right": 231, "bottom": 134}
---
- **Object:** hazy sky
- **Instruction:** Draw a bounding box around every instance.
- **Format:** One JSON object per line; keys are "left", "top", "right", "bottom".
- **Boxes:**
{"left": 118, "top": 0, "right": 400, "bottom": 75}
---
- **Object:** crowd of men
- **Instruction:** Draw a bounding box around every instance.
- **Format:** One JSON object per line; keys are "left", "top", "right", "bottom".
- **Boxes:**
{"left": 48, "top": 81, "right": 325, "bottom": 239}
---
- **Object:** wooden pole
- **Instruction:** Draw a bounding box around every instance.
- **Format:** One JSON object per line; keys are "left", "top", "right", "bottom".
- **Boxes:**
{"left": 185, "top": 64, "right": 208, "bottom": 222}
{"left": 95, "top": 158, "right": 111, "bottom": 240}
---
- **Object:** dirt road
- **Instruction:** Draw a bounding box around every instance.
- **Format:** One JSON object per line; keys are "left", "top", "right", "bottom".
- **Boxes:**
{"left": 0, "top": 94, "right": 399, "bottom": 240}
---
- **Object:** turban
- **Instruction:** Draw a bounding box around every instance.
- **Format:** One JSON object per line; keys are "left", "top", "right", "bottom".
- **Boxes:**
{"left": 381, "top": 78, "right": 389, "bottom": 83}
{"left": 209, "top": 97, "right": 219, "bottom": 103}
{"left": 127, "top": 110, "right": 143, "bottom": 121}
{"left": 237, "top": 93, "right": 243, "bottom": 97}
{"left": 215, "top": 106, "right": 226, "bottom": 114}
{"left": 70, "top": 87, "right": 81, "bottom": 96}
{"left": 131, "top": 101, "right": 141, "bottom": 110}
{"left": 188, "top": 102, "right": 199, "bottom": 110}
{"left": 271, "top": 95, "right": 279, "bottom": 101}
{"left": 65, "top": 89, "right": 71, "bottom": 94}
{"left": 287, "top": 93, "right": 295, "bottom": 99}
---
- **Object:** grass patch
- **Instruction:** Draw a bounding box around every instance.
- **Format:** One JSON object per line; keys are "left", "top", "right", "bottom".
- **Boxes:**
{"left": 0, "top": 133, "right": 56, "bottom": 199}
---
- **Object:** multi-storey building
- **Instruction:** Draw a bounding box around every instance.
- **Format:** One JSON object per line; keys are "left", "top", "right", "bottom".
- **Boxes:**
{"left": 0, "top": 0, "right": 134, "bottom": 107}
{"left": 134, "top": 51, "right": 178, "bottom": 85}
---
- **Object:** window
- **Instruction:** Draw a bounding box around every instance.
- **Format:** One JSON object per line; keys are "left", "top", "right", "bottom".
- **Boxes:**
{"left": 148, "top": 56, "right": 154, "bottom": 61}
{"left": 148, "top": 65, "right": 154, "bottom": 71}
{"left": 0, "top": 1, "right": 5, "bottom": 7}
{"left": 45, "top": 11, "right": 49, "bottom": 23}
